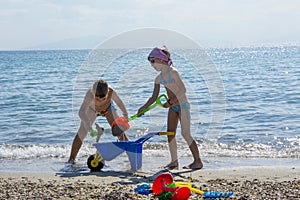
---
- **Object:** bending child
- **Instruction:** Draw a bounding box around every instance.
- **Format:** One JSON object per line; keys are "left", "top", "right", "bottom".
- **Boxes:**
{"left": 137, "top": 46, "right": 203, "bottom": 170}
{"left": 68, "top": 80, "right": 128, "bottom": 164}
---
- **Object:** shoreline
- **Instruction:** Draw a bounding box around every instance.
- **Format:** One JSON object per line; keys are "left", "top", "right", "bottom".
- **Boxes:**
{"left": 1, "top": 166, "right": 299, "bottom": 199}
{"left": 1, "top": 156, "right": 299, "bottom": 174}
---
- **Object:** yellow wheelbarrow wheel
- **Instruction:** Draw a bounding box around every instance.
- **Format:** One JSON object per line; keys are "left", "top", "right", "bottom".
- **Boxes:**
{"left": 87, "top": 154, "right": 104, "bottom": 171}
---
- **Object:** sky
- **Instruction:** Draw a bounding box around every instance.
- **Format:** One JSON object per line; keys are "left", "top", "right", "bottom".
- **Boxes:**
{"left": 0, "top": 0, "right": 299, "bottom": 50}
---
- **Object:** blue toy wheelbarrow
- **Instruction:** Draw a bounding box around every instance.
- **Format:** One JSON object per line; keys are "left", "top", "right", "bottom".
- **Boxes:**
{"left": 89, "top": 131, "right": 174, "bottom": 171}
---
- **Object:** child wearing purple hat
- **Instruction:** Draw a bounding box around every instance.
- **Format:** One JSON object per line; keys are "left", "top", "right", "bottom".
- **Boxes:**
{"left": 137, "top": 46, "right": 203, "bottom": 170}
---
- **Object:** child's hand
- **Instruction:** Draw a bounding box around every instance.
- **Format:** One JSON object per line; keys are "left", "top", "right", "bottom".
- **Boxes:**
{"left": 123, "top": 113, "right": 128, "bottom": 120}
{"left": 163, "top": 102, "right": 172, "bottom": 108}
{"left": 95, "top": 123, "right": 104, "bottom": 135}
{"left": 137, "top": 107, "right": 145, "bottom": 117}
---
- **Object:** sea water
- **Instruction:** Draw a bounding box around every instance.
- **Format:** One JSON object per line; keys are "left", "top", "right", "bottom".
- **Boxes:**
{"left": 0, "top": 46, "right": 299, "bottom": 173}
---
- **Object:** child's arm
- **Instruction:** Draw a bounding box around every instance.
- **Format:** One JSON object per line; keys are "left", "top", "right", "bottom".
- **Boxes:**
{"left": 111, "top": 89, "right": 128, "bottom": 117}
{"left": 78, "top": 89, "right": 94, "bottom": 126}
{"left": 138, "top": 82, "right": 160, "bottom": 115}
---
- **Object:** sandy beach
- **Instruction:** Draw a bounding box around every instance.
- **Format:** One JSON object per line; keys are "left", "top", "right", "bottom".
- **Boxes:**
{"left": 0, "top": 166, "right": 299, "bottom": 199}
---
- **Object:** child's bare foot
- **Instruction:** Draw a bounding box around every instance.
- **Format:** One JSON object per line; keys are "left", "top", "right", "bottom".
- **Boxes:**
{"left": 67, "top": 158, "right": 75, "bottom": 164}
{"left": 164, "top": 160, "right": 178, "bottom": 170}
{"left": 183, "top": 160, "right": 203, "bottom": 170}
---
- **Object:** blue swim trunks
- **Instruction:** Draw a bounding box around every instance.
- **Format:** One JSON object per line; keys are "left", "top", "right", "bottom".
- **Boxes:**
{"left": 170, "top": 101, "right": 190, "bottom": 119}
{"left": 97, "top": 101, "right": 117, "bottom": 116}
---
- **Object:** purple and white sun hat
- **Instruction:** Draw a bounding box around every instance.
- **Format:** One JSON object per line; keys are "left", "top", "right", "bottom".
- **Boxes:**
{"left": 148, "top": 46, "right": 172, "bottom": 66}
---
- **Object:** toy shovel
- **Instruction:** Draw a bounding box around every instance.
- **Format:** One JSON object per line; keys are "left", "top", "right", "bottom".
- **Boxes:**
{"left": 111, "top": 94, "right": 168, "bottom": 136}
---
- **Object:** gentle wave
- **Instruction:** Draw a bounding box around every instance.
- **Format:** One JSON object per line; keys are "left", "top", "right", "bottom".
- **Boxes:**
{"left": 1, "top": 141, "right": 298, "bottom": 160}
